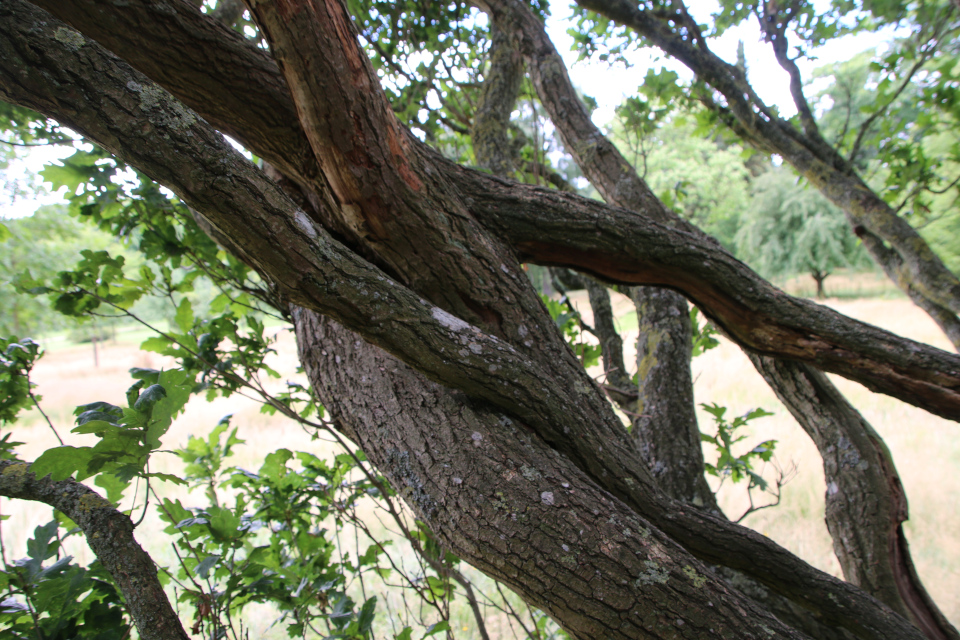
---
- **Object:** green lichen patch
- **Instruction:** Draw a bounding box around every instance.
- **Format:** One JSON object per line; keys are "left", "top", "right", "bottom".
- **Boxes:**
{"left": 682, "top": 565, "right": 708, "bottom": 588}
{"left": 520, "top": 465, "right": 541, "bottom": 481}
{"left": 79, "top": 493, "right": 111, "bottom": 512}
{"left": 54, "top": 27, "right": 86, "bottom": 52}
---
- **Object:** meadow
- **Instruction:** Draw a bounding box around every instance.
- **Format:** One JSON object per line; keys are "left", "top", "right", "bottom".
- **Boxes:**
{"left": 3, "top": 289, "right": 958, "bottom": 634}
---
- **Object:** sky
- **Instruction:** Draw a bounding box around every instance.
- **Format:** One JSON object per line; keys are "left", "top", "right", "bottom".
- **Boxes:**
{"left": 0, "top": 1, "right": 897, "bottom": 220}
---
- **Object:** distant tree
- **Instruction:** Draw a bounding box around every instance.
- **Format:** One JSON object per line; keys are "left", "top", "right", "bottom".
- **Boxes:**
{"left": 737, "top": 170, "right": 869, "bottom": 297}
{"left": 0, "top": 205, "right": 116, "bottom": 336}
{"left": 611, "top": 106, "right": 755, "bottom": 250}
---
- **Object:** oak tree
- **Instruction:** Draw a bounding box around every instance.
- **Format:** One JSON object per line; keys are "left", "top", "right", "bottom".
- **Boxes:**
{"left": 1, "top": 1, "right": 959, "bottom": 639}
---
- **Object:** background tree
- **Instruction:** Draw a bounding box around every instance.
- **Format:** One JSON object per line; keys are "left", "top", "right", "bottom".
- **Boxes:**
{"left": 573, "top": 0, "right": 960, "bottom": 348}
{"left": 736, "top": 169, "right": 870, "bottom": 297}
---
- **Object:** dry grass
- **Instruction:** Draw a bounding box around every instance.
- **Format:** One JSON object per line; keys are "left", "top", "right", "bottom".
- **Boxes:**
{"left": 4, "top": 295, "right": 960, "bottom": 631}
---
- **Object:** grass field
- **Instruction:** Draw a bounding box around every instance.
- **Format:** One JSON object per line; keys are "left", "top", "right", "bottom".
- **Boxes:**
{"left": 3, "top": 292, "right": 959, "bottom": 633}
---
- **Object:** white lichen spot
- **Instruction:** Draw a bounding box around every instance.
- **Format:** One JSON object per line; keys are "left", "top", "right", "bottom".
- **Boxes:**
{"left": 574, "top": 380, "right": 590, "bottom": 395}
{"left": 488, "top": 364, "right": 498, "bottom": 373}
{"left": 126, "top": 80, "right": 142, "bottom": 93}
{"left": 540, "top": 491, "right": 555, "bottom": 506}
{"left": 468, "top": 343, "right": 482, "bottom": 355}
{"left": 432, "top": 306, "right": 471, "bottom": 332}
{"left": 561, "top": 544, "right": 570, "bottom": 552}
{"left": 500, "top": 264, "right": 511, "bottom": 275}
{"left": 827, "top": 481, "right": 839, "bottom": 495}
{"left": 518, "top": 325, "right": 529, "bottom": 338}
{"left": 54, "top": 27, "right": 86, "bottom": 51}
{"left": 135, "top": 84, "right": 196, "bottom": 129}
{"left": 635, "top": 560, "right": 669, "bottom": 586}
{"left": 453, "top": 477, "right": 463, "bottom": 485}
{"left": 294, "top": 210, "right": 318, "bottom": 239}
{"left": 471, "top": 432, "right": 483, "bottom": 442}
{"left": 520, "top": 465, "right": 542, "bottom": 481}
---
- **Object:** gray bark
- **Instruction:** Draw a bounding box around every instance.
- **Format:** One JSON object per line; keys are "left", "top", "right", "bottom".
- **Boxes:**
{"left": 0, "top": 460, "right": 189, "bottom": 640}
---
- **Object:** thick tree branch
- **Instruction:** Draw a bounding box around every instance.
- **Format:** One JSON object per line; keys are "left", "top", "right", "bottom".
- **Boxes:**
{"left": 293, "top": 311, "right": 812, "bottom": 640}
{"left": 35, "top": 0, "right": 960, "bottom": 414}
{"left": 472, "top": 23, "right": 524, "bottom": 176}
{"left": 748, "top": 356, "right": 960, "bottom": 640}
{"left": 0, "top": 460, "right": 189, "bottom": 640}
{"left": 458, "top": 167, "right": 960, "bottom": 423}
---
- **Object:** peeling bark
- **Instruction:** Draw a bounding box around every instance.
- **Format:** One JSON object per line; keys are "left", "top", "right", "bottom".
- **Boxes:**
{"left": 0, "top": 460, "right": 189, "bottom": 640}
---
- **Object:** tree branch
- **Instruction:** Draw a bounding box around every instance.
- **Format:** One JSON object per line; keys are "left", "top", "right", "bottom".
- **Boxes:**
{"left": 0, "top": 460, "right": 189, "bottom": 640}
{"left": 747, "top": 356, "right": 960, "bottom": 640}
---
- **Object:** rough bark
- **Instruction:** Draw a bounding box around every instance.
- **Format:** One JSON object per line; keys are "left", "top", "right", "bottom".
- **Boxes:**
{"left": 32, "top": 0, "right": 960, "bottom": 421}
{"left": 0, "top": 460, "right": 189, "bottom": 640}
{"left": 573, "top": 0, "right": 960, "bottom": 332}
{"left": 0, "top": 3, "right": 938, "bottom": 638}
{"left": 292, "top": 309, "right": 809, "bottom": 640}
{"left": 748, "top": 356, "right": 960, "bottom": 640}
{"left": 629, "top": 287, "right": 715, "bottom": 510}
{"left": 472, "top": 23, "right": 524, "bottom": 176}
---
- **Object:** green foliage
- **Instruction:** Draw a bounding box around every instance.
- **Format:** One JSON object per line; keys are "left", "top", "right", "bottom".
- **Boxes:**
{"left": 31, "top": 368, "right": 192, "bottom": 484}
{"left": 0, "top": 337, "right": 41, "bottom": 427}
{"left": 735, "top": 170, "right": 869, "bottom": 289}
{"left": 700, "top": 403, "right": 776, "bottom": 491}
{"left": 609, "top": 116, "right": 754, "bottom": 250}
{"left": 689, "top": 308, "right": 720, "bottom": 358}
{"left": 160, "top": 428, "right": 386, "bottom": 639}
{"left": 539, "top": 294, "right": 602, "bottom": 368}
{"left": 0, "top": 520, "right": 131, "bottom": 639}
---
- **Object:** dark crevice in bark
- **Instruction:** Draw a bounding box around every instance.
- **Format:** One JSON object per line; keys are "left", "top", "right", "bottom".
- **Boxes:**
{"left": 748, "top": 355, "right": 960, "bottom": 640}
{"left": 0, "top": 460, "right": 189, "bottom": 640}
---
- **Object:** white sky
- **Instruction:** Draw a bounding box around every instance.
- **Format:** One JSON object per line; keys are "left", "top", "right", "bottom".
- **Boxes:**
{"left": 0, "top": 0, "right": 896, "bottom": 220}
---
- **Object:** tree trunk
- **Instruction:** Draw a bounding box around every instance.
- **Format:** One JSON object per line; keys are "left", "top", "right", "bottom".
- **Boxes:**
{"left": 812, "top": 270, "right": 827, "bottom": 299}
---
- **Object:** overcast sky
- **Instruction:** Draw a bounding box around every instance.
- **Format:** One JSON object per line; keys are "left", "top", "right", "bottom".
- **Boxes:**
{"left": 1, "top": 1, "right": 896, "bottom": 219}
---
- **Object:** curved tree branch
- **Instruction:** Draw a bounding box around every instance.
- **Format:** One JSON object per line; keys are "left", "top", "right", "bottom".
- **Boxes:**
{"left": 747, "top": 356, "right": 960, "bottom": 640}
{"left": 575, "top": 0, "right": 960, "bottom": 323}
{"left": 0, "top": 460, "right": 189, "bottom": 640}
